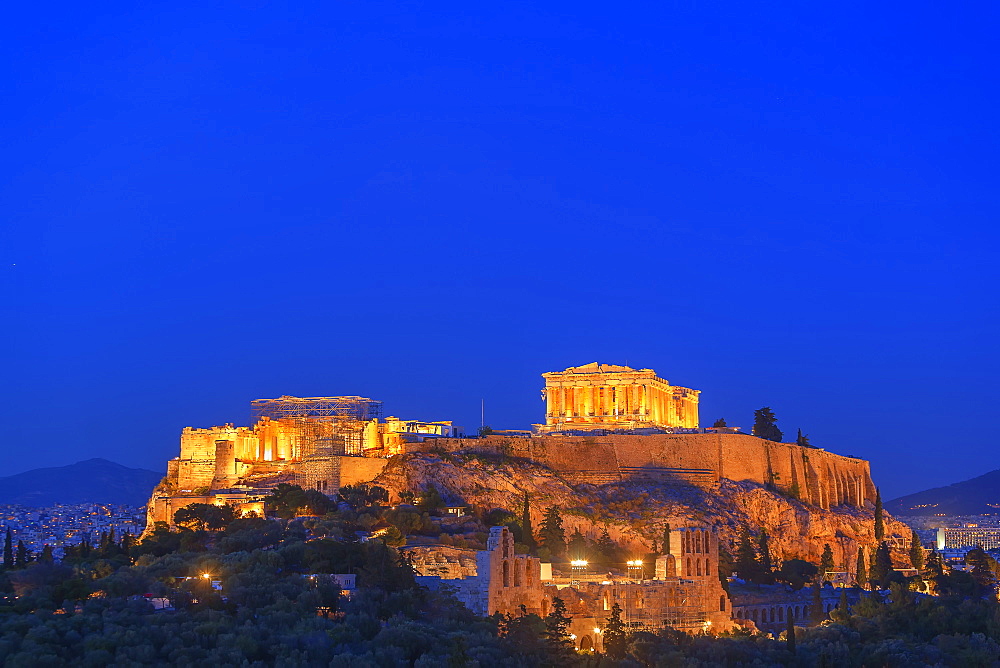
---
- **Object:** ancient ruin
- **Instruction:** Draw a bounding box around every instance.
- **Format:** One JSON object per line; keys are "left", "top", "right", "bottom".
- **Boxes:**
{"left": 146, "top": 363, "right": 878, "bottom": 552}
{"left": 416, "top": 525, "right": 734, "bottom": 651}
{"left": 538, "top": 363, "right": 700, "bottom": 432}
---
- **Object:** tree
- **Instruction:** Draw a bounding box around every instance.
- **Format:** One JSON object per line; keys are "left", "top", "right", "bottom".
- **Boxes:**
{"left": 604, "top": 602, "right": 626, "bottom": 659}
{"left": 855, "top": 547, "right": 868, "bottom": 588}
{"left": 3, "top": 528, "right": 11, "bottom": 568}
{"left": 338, "top": 483, "right": 389, "bottom": 510}
{"left": 909, "top": 528, "right": 924, "bottom": 570}
{"left": 521, "top": 493, "right": 536, "bottom": 554}
{"left": 478, "top": 425, "right": 493, "bottom": 437}
{"left": 538, "top": 506, "right": 566, "bottom": 558}
{"left": 593, "top": 528, "right": 620, "bottom": 568}
{"left": 809, "top": 581, "right": 825, "bottom": 625}
{"left": 39, "top": 545, "right": 54, "bottom": 564}
{"left": 542, "top": 597, "right": 575, "bottom": 663}
{"left": 757, "top": 529, "right": 774, "bottom": 582}
{"left": 417, "top": 485, "right": 446, "bottom": 513}
{"left": 566, "top": 528, "right": 587, "bottom": 560}
{"left": 776, "top": 558, "right": 817, "bottom": 590}
{"left": 14, "top": 540, "right": 27, "bottom": 568}
{"left": 752, "top": 407, "right": 783, "bottom": 442}
{"left": 734, "top": 528, "right": 760, "bottom": 582}
{"left": 173, "top": 503, "right": 237, "bottom": 531}
{"left": 796, "top": 429, "right": 812, "bottom": 448}
{"left": 662, "top": 524, "right": 672, "bottom": 555}
{"left": 870, "top": 542, "right": 893, "bottom": 586}
{"left": 786, "top": 612, "right": 796, "bottom": 654}
{"left": 874, "top": 488, "right": 885, "bottom": 541}
{"left": 820, "top": 544, "right": 835, "bottom": 579}
{"left": 712, "top": 418, "right": 727, "bottom": 428}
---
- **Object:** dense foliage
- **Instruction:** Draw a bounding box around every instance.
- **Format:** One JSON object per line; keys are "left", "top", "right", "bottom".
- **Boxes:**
{"left": 1, "top": 487, "right": 999, "bottom": 665}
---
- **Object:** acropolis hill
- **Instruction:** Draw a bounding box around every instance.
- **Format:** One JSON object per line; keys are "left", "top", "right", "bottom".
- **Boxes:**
{"left": 146, "top": 363, "right": 903, "bottom": 565}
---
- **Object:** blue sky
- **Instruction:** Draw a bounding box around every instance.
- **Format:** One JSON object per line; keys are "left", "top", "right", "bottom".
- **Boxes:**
{"left": 2, "top": 1, "right": 997, "bottom": 499}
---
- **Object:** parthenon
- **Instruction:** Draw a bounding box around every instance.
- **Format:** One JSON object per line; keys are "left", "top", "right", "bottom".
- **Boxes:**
{"left": 539, "top": 362, "right": 699, "bottom": 432}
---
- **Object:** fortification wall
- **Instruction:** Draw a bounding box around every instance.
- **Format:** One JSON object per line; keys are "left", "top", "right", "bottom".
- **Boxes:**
{"left": 403, "top": 433, "right": 874, "bottom": 509}
{"left": 340, "top": 456, "right": 389, "bottom": 488}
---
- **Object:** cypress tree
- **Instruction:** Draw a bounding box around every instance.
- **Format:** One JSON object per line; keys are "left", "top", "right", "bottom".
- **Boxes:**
{"left": 786, "top": 613, "right": 796, "bottom": 654}
{"left": 735, "top": 528, "right": 760, "bottom": 582}
{"left": 855, "top": 547, "right": 867, "bottom": 588}
{"left": 820, "top": 544, "right": 835, "bottom": 579}
{"left": 14, "top": 540, "right": 27, "bottom": 568}
{"left": 538, "top": 506, "right": 566, "bottom": 558}
{"left": 909, "top": 528, "right": 924, "bottom": 570}
{"left": 870, "top": 542, "right": 892, "bottom": 587}
{"left": 2, "top": 528, "right": 11, "bottom": 569}
{"left": 796, "top": 429, "right": 812, "bottom": 448}
{"left": 874, "top": 488, "right": 885, "bottom": 541}
{"left": 662, "top": 523, "right": 671, "bottom": 554}
{"left": 604, "top": 602, "right": 626, "bottom": 659}
{"left": 542, "top": 596, "right": 576, "bottom": 661}
{"left": 809, "top": 581, "right": 825, "bottom": 625}
{"left": 520, "top": 493, "right": 536, "bottom": 554}
{"left": 758, "top": 529, "right": 773, "bottom": 580}
{"left": 39, "top": 545, "right": 53, "bottom": 564}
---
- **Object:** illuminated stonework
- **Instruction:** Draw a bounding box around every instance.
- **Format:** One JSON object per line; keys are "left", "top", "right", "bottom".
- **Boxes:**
{"left": 539, "top": 363, "right": 699, "bottom": 432}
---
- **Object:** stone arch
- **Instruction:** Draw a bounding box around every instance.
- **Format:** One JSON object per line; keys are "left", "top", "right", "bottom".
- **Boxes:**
{"left": 686, "top": 558, "right": 692, "bottom": 576}
{"left": 514, "top": 560, "right": 522, "bottom": 586}
{"left": 720, "top": 595, "right": 726, "bottom": 612}
{"left": 696, "top": 559, "right": 702, "bottom": 576}
{"left": 580, "top": 635, "right": 593, "bottom": 651}
{"left": 777, "top": 607, "right": 784, "bottom": 622}
{"left": 751, "top": 609, "right": 758, "bottom": 622}
{"left": 503, "top": 560, "right": 510, "bottom": 587}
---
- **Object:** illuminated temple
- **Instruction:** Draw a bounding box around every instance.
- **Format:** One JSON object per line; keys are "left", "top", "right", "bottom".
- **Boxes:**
{"left": 538, "top": 362, "right": 700, "bottom": 432}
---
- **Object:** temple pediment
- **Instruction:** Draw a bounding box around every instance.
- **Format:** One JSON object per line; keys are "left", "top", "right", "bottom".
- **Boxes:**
{"left": 563, "top": 362, "right": 635, "bottom": 374}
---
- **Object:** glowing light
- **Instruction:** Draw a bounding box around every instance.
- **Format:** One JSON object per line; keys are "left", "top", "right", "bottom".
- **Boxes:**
{"left": 570, "top": 560, "right": 588, "bottom": 567}
{"left": 627, "top": 560, "right": 643, "bottom": 567}
{"left": 201, "top": 573, "right": 211, "bottom": 579}
{"left": 569, "top": 634, "right": 576, "bottom": 640}
{"left": 593, "top": 627, "right": 602, "bottom": 634}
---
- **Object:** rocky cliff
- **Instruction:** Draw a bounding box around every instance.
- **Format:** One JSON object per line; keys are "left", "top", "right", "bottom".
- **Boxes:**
{"left": 373, "top": 451, "right": 911, "bottom": 569}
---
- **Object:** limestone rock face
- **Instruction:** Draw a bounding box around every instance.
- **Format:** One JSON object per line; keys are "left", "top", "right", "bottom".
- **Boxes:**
{"left": 373, "top": 452, "right": 909, "bottom": 569}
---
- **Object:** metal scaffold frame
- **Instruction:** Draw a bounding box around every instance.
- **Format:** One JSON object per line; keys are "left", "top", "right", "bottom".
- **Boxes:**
{"left": 251, "top": 396, "right": 383, "bottom": 423}
{"left": 251, "top": 396, "right": 383, "bottom": 458}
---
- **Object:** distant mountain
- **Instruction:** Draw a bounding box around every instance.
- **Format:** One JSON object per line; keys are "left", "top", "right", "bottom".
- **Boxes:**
{"left": 888, "top": 469, "right": 1000, "bottom": 516}
{"left": 0, "top": 459, "right": 163, "bottom": 507}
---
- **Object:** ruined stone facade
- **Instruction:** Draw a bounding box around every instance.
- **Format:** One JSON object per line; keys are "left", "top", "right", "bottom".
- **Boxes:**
{"left": 416, "top": 525, "right": 734, "bottom": 651}
{"left": 539, "top": 363, "right": 699, "bottom": 432}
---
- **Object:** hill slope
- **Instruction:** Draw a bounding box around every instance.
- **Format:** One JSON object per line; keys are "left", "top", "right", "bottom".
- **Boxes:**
{"left": 888, "top": 469, "right": 1000, "bottom": 516}
{"left": 372, "top": 451, "right": 908, "bottom": 568}
{"left": 0, "top": 459, "right": 163, "bottom": 506}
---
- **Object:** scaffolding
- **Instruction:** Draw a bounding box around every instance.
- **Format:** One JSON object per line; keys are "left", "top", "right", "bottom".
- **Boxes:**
{"left": 250, "top": 396, "right": 383, "bottom": 458}
{"left": 251, "top": 396, "right": 383, "bottom": 423}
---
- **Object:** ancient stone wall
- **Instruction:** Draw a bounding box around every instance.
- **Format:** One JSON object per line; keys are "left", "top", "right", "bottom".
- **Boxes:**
{"left": 404, "top": 433, "right": 874, "bottom": 509}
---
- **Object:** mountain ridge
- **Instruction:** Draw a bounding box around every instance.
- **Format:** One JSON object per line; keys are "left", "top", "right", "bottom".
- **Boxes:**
{"left": 0, "top": 458, "right": 163, "bottom": 507}
{"left": 887, "top": 468, "right": 1000, "bottom": 516}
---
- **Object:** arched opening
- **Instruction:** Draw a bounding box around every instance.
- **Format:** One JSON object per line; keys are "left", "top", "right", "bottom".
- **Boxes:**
{"left": 686, "top": 558, "right": 692, "bottom": 576}
{"left": 541, "top": 599, "right": 550, "bottom": 617}
{"left": 514, "top": 560, "right": 522, "bottom": 586}
{"left": 503, "top": 560, "right": 510, "bottom": 587}
{"left": 777, "top": 607, "right": 784, "bottom": 622}
{"left": 696, "top": 560, "right": 702, "bottom": 576}
{"left": 751, "top": 610, "right": 758, "bottom": 622}
{"left": 720, "top": 595, "right": 726, "bottom": 612}
{"left": 580, "top": 635, "right": 593, "bottom": 651}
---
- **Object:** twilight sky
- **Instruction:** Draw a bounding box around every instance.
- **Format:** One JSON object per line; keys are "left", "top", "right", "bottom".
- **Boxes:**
{"left": 2, "top": 1, "right": 997, "bottom": 500}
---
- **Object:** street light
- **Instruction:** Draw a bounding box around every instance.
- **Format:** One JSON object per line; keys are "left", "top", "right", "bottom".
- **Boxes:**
{"left": 627, "top": 559, "right": 643, "bottom": 579}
